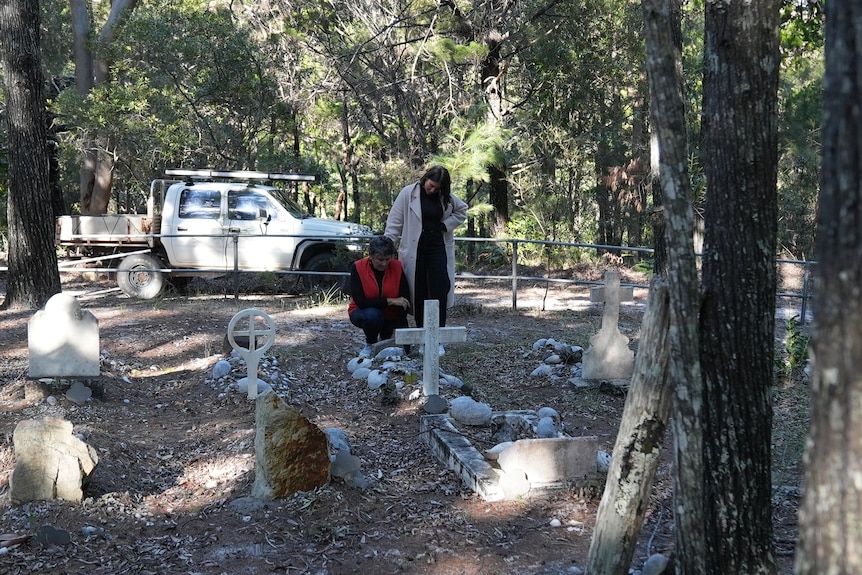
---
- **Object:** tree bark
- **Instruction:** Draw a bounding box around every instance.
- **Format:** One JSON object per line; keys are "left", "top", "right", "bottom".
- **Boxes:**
{"left": 0, "top": 0, "right": 62, "bottom": 309}
{"left": 796, "top": 1, "right": 862, "bottom": 572}
{"left": 698, "top": 0, "right": 780, "bottom": 571}
{"left": 586, "top": 277, "right": 671, "bottom": 575}
{"left": 642, "top": 0, "right": 706, "bottom": 571}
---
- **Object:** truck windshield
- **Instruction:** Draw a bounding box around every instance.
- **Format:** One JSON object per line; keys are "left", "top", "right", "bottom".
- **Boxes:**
{"left": 269, "top": 188, "right": 310, "bottom": 218}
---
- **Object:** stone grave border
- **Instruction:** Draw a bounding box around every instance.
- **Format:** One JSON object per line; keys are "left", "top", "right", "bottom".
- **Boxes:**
{"left": 419, "top": 412, "right": 606, "bottom": 501}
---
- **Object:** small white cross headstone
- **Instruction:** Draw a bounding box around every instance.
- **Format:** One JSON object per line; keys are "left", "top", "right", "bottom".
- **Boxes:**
{"left": 395, "top": 300, "right": 466, "bottom": 396}
{"left": 581, "top": 270, "right": 635, "bottom": 380}
{"left": 227, "top": 308, "right": 277, "bottom": 398}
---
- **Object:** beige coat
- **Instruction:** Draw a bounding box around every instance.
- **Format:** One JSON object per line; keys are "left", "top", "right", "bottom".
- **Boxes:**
{"left": 384, "top": 182, "right": 468, "bottom": 309}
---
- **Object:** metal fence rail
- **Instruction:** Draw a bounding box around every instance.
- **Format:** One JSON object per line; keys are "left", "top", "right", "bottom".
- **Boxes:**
{"left": 1, "top": 233, "right": 815, "bottom": 320}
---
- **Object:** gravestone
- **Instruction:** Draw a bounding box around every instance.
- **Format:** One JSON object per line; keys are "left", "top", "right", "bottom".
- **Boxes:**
{"left": 9, "top": 417, "right": 99, "bottom": 504}
{"left": 28, "top": 293, "right": 100, "bottom": 379}
{"left": 395, "top": 300, "right": 466, "bottom": 396}
{"left": 581, "top": 270, "right": 635, "bottom": 380}
{"left": 226, "top": 308, "right": 277, "bottom": 399}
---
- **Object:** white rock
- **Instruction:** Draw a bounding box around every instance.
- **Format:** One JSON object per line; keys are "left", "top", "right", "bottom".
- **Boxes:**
{"left": 532, "top": 338, "right": 548, "bottom": 350}
{"left": 531, "top": 364, "right": 553, "bottom": 377}
{"left": 537, "top": 406, "right": 560, "bottom": 424}
{"left": 449, "top": 396, "right": 492, "bottom": 426}
{"left": 375, "top": 346, "right": 405, "bottom": 360}
{"left": 236, "top": 378, "right": 272, "bottom": 395}
{"left": 549, "top": 518, "right": 562, "bottom": 527}
{"left": 352, "top": 367, "right": 371, "bottom": 380}
{"left": 597, "top": 450, "right": 612, "bottom": 474}
{"left": 347, "top": 357, "right": 373, "bottom": 374}
{"left": 212, "top": 359, "right": 231, "bottom": 379}
{"left": 536, "top": 416, "right": 558, "bottom": 438}
{"left": 367, "top": 369, "right": 388, "bottom": 390}
{"left": 483, "top": 441, "right": 514, "bottom": 461}
{"left": 499, "top": 468, "right": 531, "bottom": 498}
{"left": 544, "top": 354, "right": 563, "bottom": 364}
{"left": 439, "top": 373, "right": 464, "bottom": 388}
{"left": 642, "top": 553, "right": 670, "bottom": 575}
{"left": 325, "top": 428, "right": 351, "bottom": 454}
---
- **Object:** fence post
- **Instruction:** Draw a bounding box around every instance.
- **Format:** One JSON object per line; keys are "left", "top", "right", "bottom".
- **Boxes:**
{"left": 232, "top": 232, "right": 240, "bottom": 300}
{"left": 800, "top": 262, "right": 811, "bottom": 325}
{"left": 511, "top": 239, "right": 518, "bottom": 310}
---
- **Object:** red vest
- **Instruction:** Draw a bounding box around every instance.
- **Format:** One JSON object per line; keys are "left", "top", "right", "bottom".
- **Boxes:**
{"left": 348, "top": 258, "right": 404, "bottom": 320}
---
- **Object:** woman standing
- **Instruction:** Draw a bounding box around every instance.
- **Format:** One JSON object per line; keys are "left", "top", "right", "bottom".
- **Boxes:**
{"left": 384, "top": 165, "right": 468, "bottom": 355}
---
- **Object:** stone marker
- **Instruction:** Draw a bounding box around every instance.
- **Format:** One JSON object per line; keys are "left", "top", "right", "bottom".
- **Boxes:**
{"left": 581, "top": 270, "right": 635, "bottom": 380}
{"left": 496, "top": 436, "right": 599, "bottom": 487}
{"left": 28, "top": 293, "right": 100, "bottom": 378}
{"left": 9, "top": 417, "right": 99, "bottom": 504}
{"left": 226, "top": 308, "right": 277, "bottom": 399}
{"left": 395, "top": 300, "right": 466, "bottom": 396}
{"left": 251, "top": 391, "right": 330, "bottom": 499}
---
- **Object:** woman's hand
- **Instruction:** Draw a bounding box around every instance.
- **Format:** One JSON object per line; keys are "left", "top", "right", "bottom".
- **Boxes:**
{"left": 387, "top": 297, "right": 409, "bottom": 309}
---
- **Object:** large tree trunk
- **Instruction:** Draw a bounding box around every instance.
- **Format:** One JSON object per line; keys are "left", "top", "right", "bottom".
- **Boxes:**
{"left": 0, "top": 0, "right": 62, "bottom": 310}
{"left": 697, "top": 0, "right": 780, "bottom": 571}
{"left": 586, "top": 277, "right": 671, "bottom": 575}
{"left": 641, "top": 0, "right": 706, "bottom": 571}
{"left": 796, "top": 1, "right": 862, "bottom": 572}
{"left": 482, "top": 35, "right": 509, "bottom": 233}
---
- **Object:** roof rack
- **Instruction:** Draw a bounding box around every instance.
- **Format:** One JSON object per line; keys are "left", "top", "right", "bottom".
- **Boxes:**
{"left": 164, "top": 169, "right": 318, "bottom": 183}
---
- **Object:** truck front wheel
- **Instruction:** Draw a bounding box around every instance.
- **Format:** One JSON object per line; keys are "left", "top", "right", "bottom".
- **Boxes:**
{"left": 117, "top": 254, "right": 165, "bottom": 299}
{"left": 302, "top": 252, "right": 345, "bottom": 291}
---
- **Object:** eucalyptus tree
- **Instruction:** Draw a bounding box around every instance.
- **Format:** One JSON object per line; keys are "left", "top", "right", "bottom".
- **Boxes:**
{"left": 796, "top": 0, "right": 862, "bottom": 570}
{"left": 55, "top": 1, "right": 309, "bottom": 211}
{"left": 690, "top": 0, "right": 782, "bottom": 570}
{"left": 68, "top": 0, "right": 138, "bottom": 214}
{"left": 0, "top": 0, "right": 61, "bottom": 309}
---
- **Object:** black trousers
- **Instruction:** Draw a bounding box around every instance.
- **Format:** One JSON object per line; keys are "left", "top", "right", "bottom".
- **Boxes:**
{"left": 414, "top": 232, "right": 450, "bottom": 328}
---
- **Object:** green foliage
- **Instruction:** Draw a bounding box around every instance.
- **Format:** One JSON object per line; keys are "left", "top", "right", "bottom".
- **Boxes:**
{"left": 8, "top": 0, "right": 820, "bottom": 265}
{"left": 779, "top": 315, "right": 811, "bottom": 375}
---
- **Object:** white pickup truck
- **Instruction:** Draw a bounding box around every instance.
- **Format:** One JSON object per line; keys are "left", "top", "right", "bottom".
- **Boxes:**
{"left": 56, "top": 169, "right": 372, "bottom": 298}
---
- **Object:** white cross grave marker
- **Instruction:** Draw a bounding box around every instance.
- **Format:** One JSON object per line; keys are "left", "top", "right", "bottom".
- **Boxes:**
{"left": 395, "top": 300, "right": 466, "bottom": 396}
{"left": 581, "top": 270, "right": 635, "bottom": 380}
{"left": 227, "top": 308, "right": 277, "bottom": 398}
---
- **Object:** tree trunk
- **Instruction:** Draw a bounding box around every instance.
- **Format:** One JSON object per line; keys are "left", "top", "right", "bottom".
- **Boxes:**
{"left": 0, "top": 0, "right": 61, "bottom": 309}
{"left": 796, "top": 1, "right": 862, "bottom": 572}
{"left": 643, "top": 0, "right": 706, "bottom": 570}
{"left": 586, "top": 277, "right": 671, "bottom": 575}
{"left": 698, "top": 0, "right": 780, "bottom": 571}
{"left": 69, "top": 0, "right": 137, "bottom": 214}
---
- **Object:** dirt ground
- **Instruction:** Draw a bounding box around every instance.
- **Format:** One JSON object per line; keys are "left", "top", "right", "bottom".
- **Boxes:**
{"left": 0, "top": 271, "right": 803, "bottom": 575}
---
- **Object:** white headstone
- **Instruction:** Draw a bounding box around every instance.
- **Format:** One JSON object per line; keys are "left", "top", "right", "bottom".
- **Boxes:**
{"left": 395, "top": 300, "right": 466, "bottom": 396}
{"left": 28, "top": 293, "right": 100, "bottom": 378}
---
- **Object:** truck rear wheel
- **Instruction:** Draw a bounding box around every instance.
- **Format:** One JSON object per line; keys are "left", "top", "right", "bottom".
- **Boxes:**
{"left": 117, "top": 254, "right": 165, "bottom": 299}
{"left": 302, "top": 252, "right": 346, "bottom": 291}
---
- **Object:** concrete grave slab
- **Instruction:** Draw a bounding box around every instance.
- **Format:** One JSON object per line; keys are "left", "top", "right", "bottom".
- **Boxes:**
{"left": 420, "top": 413, "right": 605, "bottom": 501}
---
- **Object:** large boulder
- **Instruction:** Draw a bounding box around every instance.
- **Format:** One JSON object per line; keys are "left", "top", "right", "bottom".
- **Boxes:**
{"left": 10, "top": 417, "right": 99, "bottom": 504}
{"left": 252, "top": 391, "right": 330, "bottom": 499}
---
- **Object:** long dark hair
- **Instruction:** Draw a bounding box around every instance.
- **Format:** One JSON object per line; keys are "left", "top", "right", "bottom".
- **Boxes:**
{"left": 419, "top": 165, "right": 452, "bottom": 207}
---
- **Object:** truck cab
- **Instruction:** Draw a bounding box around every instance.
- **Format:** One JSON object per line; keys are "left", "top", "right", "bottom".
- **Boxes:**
{"left": 156, "top": 169, "right": 370, "bottom": 274}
